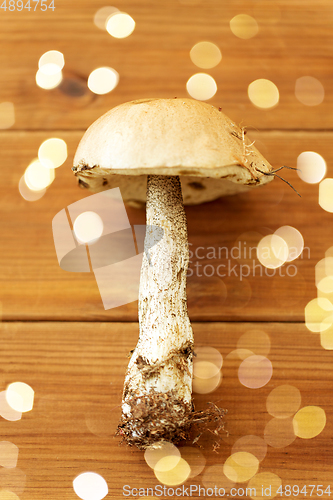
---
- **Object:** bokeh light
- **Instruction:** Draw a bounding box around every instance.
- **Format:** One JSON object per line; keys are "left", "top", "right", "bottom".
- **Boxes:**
{"left": 223, "top": 452, "right": 259, "bottom": 483}
{"left": 94, "top": 6, "right": 119, "bottom": 30}
{"left": 190, "top": 41, "right": 222, "bottom": 69}
{"left": 237, "top": 330, "right": 271, "bottom": 357}
{"left": 248, "top": 79, "right": 279, "bottom": 109}
{"left": 73, "top": 472, "right": 108, "bottom": 500}
{"left": 320, "top": 314, "right": 333, "bottom": 335}
{"left": 320, "top": 322, "right": 333, "bottom": 350}
{"left": 293, "top": 406, "right": 326, "bottom": 439}
{"left": 193, "top": 360, "right": 220, "bottom": 379}
{"left": 6, "top": 382, "right": 34, "bottom": 413}
{"left": 186, "top": 73, "right": 217, "bottom": 100}
{"left": 36, "top": 69, "right": 63, "bottom": 89}
{"left": 154, "top": 454, "right": 180, "bottom": 473}
{"left": 232, "top": 435, "right": 267, "bottom": 462}
{"left": 319, "top": 178, "right": 333, "bottom": 213}
{"left": 304, "top": 298, "right": 333, "bottom": 333}
{"left": 264, "top": 417, "right": 296, "bottom": 448}
{"left": 73, "top": 211, "right": 104, "bottom": 244}
{"left": 193, "top": 346, "right": 222, "bottom": 379}
{"left": 24, "top": 159, "right": 55, "bottom": 191}
{"left": 266, "top": 385, "right": 301, "bottom": 418}
{"left": 0, "top": 102, "right": 15, "bottom": 129}
{"left": 87, "top": 67, "right": 119, "bottom": 95}
{"left": 194, "top": 346, "right": 223, "bottom": 371}
{"left": 0, "top": 468, "right": 26, "bottom": 496}
{"left": 295, "top": 76, "right": 325, "bottom": 106}
{"left": 18, "top": 175, "right": 47, "bottom": 202}
{"left": 230, "top": 14, "right": 258, "bottom": 39}
{"left": 318, "top": 290, "right": 333, "bottom": 302}
{"left": 179, "top": 447, "right": 206, "bottom": 478}
{"left": 247, "top": 472, "right": 282, "bottom": 500}
{"left": 144, "top": 442, "right": 180, "bottom": 470}
{"left": 238, "top": 355, "right": 273, "bottom": 388}
{"left": 226, "top": 348, "right": 254, "bottom": 360}
{"left": 192, "top": 369, "right": 222, "bottom": 394}
{"left": 296, "top": 151, "right": 326, "bottom": 184}
{"left": 106, "top": 12, "right": 135, "bottom": 38}
{"left": 326, "top": 246, "right": 333, "bottom": 259}
{"left": 0, "top": 492, "right": 20, "bottom": 500}
{"left": 0, "top": 391, "right": 22, "bottom": 422}
{"left": 38, "top": 138, "right": 68, "bottom": 169}
{"left": 274, "top": 226, "right": 304, "bottom": 262}
{"left": 0, "top": 490, "right": 20, "bottom": 500}
{"left": 0, "top": 441, "right": 19, "bottom": 468}
{"left": 257, "top": 235, "right": 288, "bottom": 269}
{"left": 315, "top": 258, "right": 333, "bottom": 293}
{"left": 38, "top": 50, "right": 64, "bottom": 75}
{"left": 154, "top": 457, "right": 191, "bottom": 486}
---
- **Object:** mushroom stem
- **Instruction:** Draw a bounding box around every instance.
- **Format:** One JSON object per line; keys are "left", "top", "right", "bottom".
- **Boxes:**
{"left": 118, "top": 175, "right": 194, "bottom": 449}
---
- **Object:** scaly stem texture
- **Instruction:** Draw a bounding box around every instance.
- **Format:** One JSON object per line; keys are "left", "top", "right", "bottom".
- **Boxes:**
{"left": 119, "top": 175, "right": 194, "bottom": 449}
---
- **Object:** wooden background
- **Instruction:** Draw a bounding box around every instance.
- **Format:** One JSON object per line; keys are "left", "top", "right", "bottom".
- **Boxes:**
{"left": 1, "top": 0, "right": 333, "bottom": 498}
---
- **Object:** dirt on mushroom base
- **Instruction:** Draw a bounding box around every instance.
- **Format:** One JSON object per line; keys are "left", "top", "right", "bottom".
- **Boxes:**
{"left": 117, "top": 391, "right": 227, "bottom": 450}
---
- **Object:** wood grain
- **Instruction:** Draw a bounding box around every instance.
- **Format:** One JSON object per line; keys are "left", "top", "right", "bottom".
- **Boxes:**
{"left": 0, "top": 321, "right": 332, "bottom": 499}
{"left": 1, "top": 2, "right": 333, "bottom": 496}
{"left": 0, "top": 0, "right": 332, "bottom": 131}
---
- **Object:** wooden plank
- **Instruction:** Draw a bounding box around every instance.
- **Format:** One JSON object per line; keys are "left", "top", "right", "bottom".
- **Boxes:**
{"left": 0, "top": 321, "right": 332, "bottom": 499}
{"left": 0, "top": 130, "right": 332, "bottom": 322}
{"left": 0, "top": 0, "right": 332, "bottom": 130}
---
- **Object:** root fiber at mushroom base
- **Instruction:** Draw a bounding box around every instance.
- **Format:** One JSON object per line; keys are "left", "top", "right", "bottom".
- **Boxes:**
{"left": 117, "top": 394, "right": 227, "bottom": 450}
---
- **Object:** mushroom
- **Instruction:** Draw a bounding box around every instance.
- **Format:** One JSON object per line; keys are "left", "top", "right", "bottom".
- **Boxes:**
{"left": 72, "top": 98, "right": 274, "bottom": 449}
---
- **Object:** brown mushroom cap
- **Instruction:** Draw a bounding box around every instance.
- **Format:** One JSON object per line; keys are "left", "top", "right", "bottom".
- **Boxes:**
{"left": 73, "top": 98, "right": 274, "bottom": 205}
